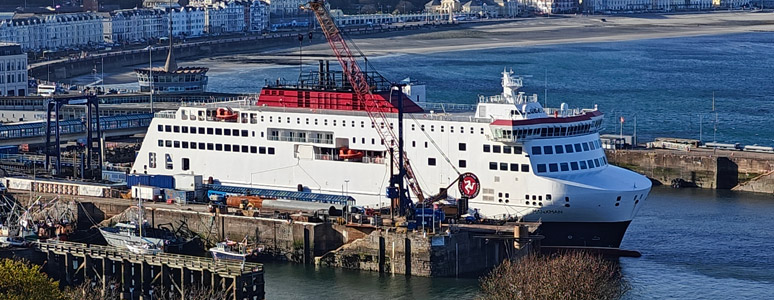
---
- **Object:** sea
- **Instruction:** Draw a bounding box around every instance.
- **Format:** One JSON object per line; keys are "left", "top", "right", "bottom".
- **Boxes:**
{"left": 102, "top": 32, "right": 774, "bottom": 298}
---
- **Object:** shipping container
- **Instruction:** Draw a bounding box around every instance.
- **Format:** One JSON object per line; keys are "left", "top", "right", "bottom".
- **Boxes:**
{"left": 127, "top": 174, "right": 174, "bottom": 189}
{"left": 173, "top": 174, "right": 202, "bottom": 191}
{"left": 132, "top": 185, "right": 162, "bottom": 201}
{"left": 164, "top": 189, "right": 196, "bottom": 204}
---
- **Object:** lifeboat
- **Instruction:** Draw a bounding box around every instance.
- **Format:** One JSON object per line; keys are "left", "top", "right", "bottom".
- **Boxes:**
{"left": 339, "top": 147, "right": 364, "bottom": 160}
{"left": 215, "top": 108, "right": 238, "bottom": 121}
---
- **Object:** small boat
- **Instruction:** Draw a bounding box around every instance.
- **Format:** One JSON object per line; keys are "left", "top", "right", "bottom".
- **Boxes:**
{"left": 339, "top": 147, "right": 364, "bottom": 160}
{"left": 126, "top": 239, "right": 162, "bottom": 255}
{"left": 215, "top": 107, "right": 238, "bottom": 121}
{"left": 209, "top": 238, "right": 261, "bottom": 262}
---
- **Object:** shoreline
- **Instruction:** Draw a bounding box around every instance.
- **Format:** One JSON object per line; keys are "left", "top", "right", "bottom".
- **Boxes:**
{"left": 90, "top": 11, "right": 774, "bottom": 86}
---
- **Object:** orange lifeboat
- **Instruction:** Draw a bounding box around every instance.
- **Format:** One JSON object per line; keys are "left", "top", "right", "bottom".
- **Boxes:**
{"left": 215, "top": 108, "right": 238, "bottom": 121}
{"left": 339, "top": 147, "right": 364, "bottom": 160}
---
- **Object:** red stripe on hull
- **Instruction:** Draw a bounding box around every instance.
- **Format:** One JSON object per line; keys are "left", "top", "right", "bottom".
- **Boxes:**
{"left": 258, "top": 88, "right": 423, "bottom": 113}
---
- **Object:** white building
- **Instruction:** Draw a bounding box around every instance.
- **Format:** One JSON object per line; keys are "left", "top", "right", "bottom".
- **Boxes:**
{"left": 268, "top": 0, "right": 307, "bottom": 16}
{"left": 169, "top": 6, "right": 205, "bottom": 37}
{"left": 0, "top": 12, "right": 102, "bottom": 51}
{"left": 249, "top": 0, "right": 270, "bottom": 32}
{"left": 103, "top": 8, "right": 168, "bottom": 44}
{"left": 0, "top": 43, "right": 28, "bottom": 97}
{"left": 205, "top": 0, "right": 246, "bottom": 34}
{"left": 585, "top": 0, "right": 714, "bottom": 12}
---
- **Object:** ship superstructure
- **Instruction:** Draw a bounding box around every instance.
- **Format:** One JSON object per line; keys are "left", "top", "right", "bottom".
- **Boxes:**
{"left": 130, "top": 69, "right": 651, "bottom": 247}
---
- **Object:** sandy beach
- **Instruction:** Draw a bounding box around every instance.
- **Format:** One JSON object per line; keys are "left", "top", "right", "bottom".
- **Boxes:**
{"left": 93, "top": 11, "right": 774, "bottom": 85}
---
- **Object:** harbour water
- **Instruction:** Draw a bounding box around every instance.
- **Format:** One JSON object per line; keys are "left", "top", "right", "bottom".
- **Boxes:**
{"left": 261, "top": 187, "right": 774, "bottom": 299}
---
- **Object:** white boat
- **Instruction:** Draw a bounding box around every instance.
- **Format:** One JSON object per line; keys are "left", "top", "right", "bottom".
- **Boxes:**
{"left": 130, "top": 68, "right": 652, "bottom": 248}
{"left": 126, "top": 239, "right": 163, "bottom": 255}
{"left": 209, "top": 240, "right": 250, "bottom": 262}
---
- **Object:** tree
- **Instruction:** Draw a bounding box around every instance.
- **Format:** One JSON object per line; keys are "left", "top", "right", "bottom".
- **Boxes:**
{"left": 0, "top": 259, "right": 67, "bottom": 300}
{"left": 479, "top": 252, "right": 630, "bottom": 300}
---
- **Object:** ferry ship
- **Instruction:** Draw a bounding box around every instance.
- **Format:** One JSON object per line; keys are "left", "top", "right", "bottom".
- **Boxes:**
{"left": 130, "top": 67, "right": 651, "bottom": 248}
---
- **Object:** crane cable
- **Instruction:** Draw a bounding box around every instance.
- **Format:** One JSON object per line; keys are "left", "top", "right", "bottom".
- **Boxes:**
{"left": 408, "top": 113, "right": 461, "bottom": 177}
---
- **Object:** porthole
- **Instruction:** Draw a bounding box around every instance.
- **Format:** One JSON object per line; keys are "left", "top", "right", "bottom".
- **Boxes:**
{"left": 532, "top": 202, "right": 536, "bottom": 206}
{"left": 615, "top": 203, "right": 620, "bottom": 206}
{"left": 538, "top": 202, "right": 542, "bottom": 206}
{"left": 616, "top": 196, "right": 621, "bottom": 201}
{"left": 564, "top": 204, "right": 570, "bottom": 208}
{"left": 505, "top": 200, "right": 509, "bottom": 203}
{"left": 565, "top": 197, "right": 570, "bottom": 202}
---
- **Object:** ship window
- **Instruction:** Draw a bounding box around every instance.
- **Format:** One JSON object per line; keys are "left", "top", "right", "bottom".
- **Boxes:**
{"left": 352, "top": 137, "right": 356, "bottom": 144}
{"left": 560, "top": 163, "right": 569, "bottom": 171}
{"left": 579, "top": 160, "right": 588, "bottom": 169}
{"left": 182, "top": 158, "right": 189, "bottom": 171}
{"left": 543, "top": 146, "right": 553, "bottom": 155}
{"left": 574, "top": 143, "right": 582, "bottom": 152}
{"left": 450, "top": 126, "right": 454, "bottom": 133}
{"left": 484, "top": 145, "right": 491, "bottom": 152}
{"left": 503, "top": 146, "right": 512, "bottom": 154}
{"left": 594, "top": 159, "right": 601, "bottom": 168}
{"left": 587, "top": 159, "right": 595, "bottom": 168}
{"left": 588, "top": 141, "right": 595, "bottom": 150}
{"left": 480, "top": 128, "right": 484, "bottom": 134}
{"left": 420, "top": 125, "right": 425, "bottom": 131}
{"left": 287, "top": 117, "right": 291, "bottom": 123}
{"left": 215, "top": 128, "right": 222, "bottom": 135}
{"left": 190, "top": 127, "right": 196, "bottom": 133}
{"left": 324, "top": 119, "right": 328, "bottom": 126}
{"left": 242, "top": 145, "right": 248, "bottom": 152}
{"left": 182, "top": 127, "right": 188, "bottom": 133}
{"left": 489, "top": 162, "right": 497, "bottom": 170}
{"left": 554, "top": 145, "right": 564, "bottom": 154}
{"left": 493, "top": 145, "right": 501, "bottom": 153}
{"left": 582, "top": 143, "right": 590, "bottom": 151}
{"left": 602, "top": 157, "right": 608, "bottom": 165}
{"left": 440, "top": 126, "right": 444, "bottom": 132}
{"left": 165, "top": 154, "right": 173, "bottom": 170}
{"left": 173, "top": 141, "right": 180, "bottom": 148}
{"left": 242, "top": 130, "right": 248, "bottom": 137}
{"left": 371, "top": 138, "right": 375, "bottom": 145}
{"left": 222, "top": 128, "right": 230, "bottom": 136}
{"left": 565, "top": 144, "right": 574, "bottom": 153}
{"left": 224, "top": 144, "right": 231, "bottom": 151}
{"left": 157, "top": 125, "right": 163, "bottom": 132}
{"left": 500, "top": 163, "right": 508, "bottom": 171}
{"left": 459, "top": 143, "right": 466, "bottom": 151}
{"left": 532, "top": 195, "right": 537, "bottom": 200}
{"left": 215, "top": 144, "right": 223, "bottom": 151}
{"left": 570, "top": 161, "right": 579, "bottom": 170}
{"left": 351, "top": 121, "right": 355, "bottom": 127}
{"left": 549, "top": 163, "right": 559, "bottom": 172}
{"left": 411, "top": 124, "right": 415, "bottom": 131}
{"left": 163, "top": 125, "right": 170, "bottom": 132}
{"left": 173, "top": 126, "right": 179, "bottom": 133}
{"left": 269, "top": 116, "right": 273, "bottom": 122}
{"left": 531, "top": 146, "right": 541, "bottom": 155}
{"left": 513, "top": 146, "right": 522, "bottom": 154}
{"left": 315, "top": 119, "right": 318, "bottom": 125}
{"left": 198, "top": 127, "right": 205, "bottom": 134}
{"left": 259, "top": 147, "right": 266, "bottom": 154}
{"left": 230, "top": 145, "right": 237, "bottom": 152}
{"left": 521, "top": 164, "right": 529, "bottom": 172}
{"left": 361, "top": 121, "right": 364, "bottom": 128}
{"left": 165, "top": 140, "right": 172, "bottom": 147}
{"left": 525, "top": 194, "right": 530, "bottom": 199}
{"left": 424, "top": 142, "right": 428, "bottom": 148}
{"left": 428, "top": 158, "right": 436, "bottom": 166}
{"left": 539, "top": 195, "right": 542, "bottom": 201}
{"left": 158, "top": 140, "right": 163, "bottom": 147}
{"left": 459, "top": 160, "right": 466, "bottom": 168}
{"left": 250, "top": 146, "right": 257, "bottom": 153}
{"left": 510, "top": 163, "right": 518, "bottom": 171}
{"left": 412, "top": 141, "right": 416, "bottom": 147}
{"left": 268, "top": 147, "right": 275, "bottom": 155}
{"left": 206, "top": 128, "right": 213, "bottom": 135}
{"left": 206, "top": 143, "right": 213, "bottom": 150}
{"left": 199, "top": 142, "right": 205, "bottom": 149}
{"left": 182, "top": 142, "right": 189, "bottom": 149}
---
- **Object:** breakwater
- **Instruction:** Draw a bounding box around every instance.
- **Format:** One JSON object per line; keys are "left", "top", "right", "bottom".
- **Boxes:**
{"left": 605, "top": 148, "right": 774, "bottom": 192}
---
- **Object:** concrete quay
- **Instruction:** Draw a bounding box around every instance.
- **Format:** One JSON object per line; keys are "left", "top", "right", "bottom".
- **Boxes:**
{"left": 10, "top": 190, "right": 537, "bottom": 277}
{"left": 606, "top": 148, "right": 774, "bottom": 193}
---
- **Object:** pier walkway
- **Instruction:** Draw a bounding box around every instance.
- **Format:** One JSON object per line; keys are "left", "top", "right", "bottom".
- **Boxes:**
{"left": 0, "top": 113, "right": 152, "bottom": 146}
{"left": 37, "top": 240, "right": 264, "bottom": 300}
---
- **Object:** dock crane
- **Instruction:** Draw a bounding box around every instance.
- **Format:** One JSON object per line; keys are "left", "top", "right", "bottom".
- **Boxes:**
{"left": 303, "top": 0, "right": 426, "bottom": 213}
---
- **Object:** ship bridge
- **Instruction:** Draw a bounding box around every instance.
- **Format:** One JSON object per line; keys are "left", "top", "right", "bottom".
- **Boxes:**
{"left": 471, "top": 69, "right": 604, "bottom": 144}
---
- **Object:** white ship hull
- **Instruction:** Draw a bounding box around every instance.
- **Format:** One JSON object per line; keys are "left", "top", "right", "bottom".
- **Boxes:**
{"left": 131, "top": 72, "right": 652, "bottom": 247}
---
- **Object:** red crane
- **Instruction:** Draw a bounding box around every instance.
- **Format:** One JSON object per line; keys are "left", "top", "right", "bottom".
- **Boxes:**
{"left": 305, "top": 0, "right": 426, "bottom": 203}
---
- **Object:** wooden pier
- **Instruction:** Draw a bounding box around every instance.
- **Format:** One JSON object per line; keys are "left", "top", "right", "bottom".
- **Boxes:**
{"left": 37, "top": 240, "right": 264, "bottom": 300}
